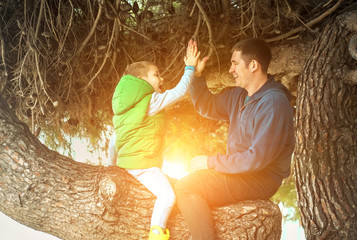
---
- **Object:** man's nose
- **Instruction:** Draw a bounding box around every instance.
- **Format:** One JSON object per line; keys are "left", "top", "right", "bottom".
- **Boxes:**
{"left": 229, "top": 65, "right": 234, "bottom": 73}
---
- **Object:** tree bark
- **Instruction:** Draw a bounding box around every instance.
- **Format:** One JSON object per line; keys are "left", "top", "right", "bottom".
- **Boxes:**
{"left": 0, "top": 95, "right": 282, "bottom": 239}
{"left": 294, "top": 9, "right": 357, "bottom": 240}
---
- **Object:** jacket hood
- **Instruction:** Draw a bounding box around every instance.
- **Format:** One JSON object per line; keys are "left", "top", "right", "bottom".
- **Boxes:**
{"left": 250, "top": 75, "right": 292, "bottom": 102}
{"left": 112, "top": 74, "right": 154, "bottom": 115}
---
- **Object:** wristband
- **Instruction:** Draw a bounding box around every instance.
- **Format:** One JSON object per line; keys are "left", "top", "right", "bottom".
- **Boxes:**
{"left": 185, "top": 66, "right": 195, "bottom": 71}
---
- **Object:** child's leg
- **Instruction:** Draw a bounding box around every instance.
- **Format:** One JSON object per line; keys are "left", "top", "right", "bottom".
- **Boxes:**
{"left": 126, "top": 167, "right": 176, "bottom": 229}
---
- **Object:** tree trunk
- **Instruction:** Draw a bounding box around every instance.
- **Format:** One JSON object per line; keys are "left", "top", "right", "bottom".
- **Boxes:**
{"left": 0, "top": 95, "right": 281, "bottom": 239}
{"left": 294, "top": 9, "right": 357, "bottom": 240}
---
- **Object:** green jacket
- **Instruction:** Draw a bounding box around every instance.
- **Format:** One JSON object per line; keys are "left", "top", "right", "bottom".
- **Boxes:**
{"left": 112, "top": 74, "right": 166, "bottom": 169}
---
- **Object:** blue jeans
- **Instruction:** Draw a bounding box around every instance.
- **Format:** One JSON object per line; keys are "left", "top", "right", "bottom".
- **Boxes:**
{"left": 174, "top": 169, "right": 281, "bottom": 240}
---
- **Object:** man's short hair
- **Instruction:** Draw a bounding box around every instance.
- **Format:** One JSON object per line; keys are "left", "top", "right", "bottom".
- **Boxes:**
{"left": 231, "top": 38, "right": 271, "bottom": 73}
{"left": 123, "top": 61, "right": 156, "bottom": 78}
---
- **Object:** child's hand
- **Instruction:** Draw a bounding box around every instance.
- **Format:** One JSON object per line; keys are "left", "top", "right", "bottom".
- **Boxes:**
{"left": 184, "top": 40, "right": 201, "bottom": 67}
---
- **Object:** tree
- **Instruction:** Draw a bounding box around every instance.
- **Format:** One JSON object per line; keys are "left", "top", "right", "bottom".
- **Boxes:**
{"left": 294, "top": 9, "right": 357, "bottom": 239}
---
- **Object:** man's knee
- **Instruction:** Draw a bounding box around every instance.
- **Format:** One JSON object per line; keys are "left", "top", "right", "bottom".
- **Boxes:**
{"left": 174, "top": 170, "right": 207, "bottom": 196}
{"left": 173, "top": 180, "right": 182, "bottom": 193}
{"left": 174, "top": 178, "right": 191, "bottom": 199}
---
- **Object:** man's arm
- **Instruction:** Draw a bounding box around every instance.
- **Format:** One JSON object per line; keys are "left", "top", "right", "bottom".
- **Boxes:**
{"left": 187, "top": 40, "right": 232, "bottom": 120}
{"left": 208, "top": 94, "right": 295, "bottom": 174}
{"left": 190, "top": 76, "right": 238, "bottom": 121}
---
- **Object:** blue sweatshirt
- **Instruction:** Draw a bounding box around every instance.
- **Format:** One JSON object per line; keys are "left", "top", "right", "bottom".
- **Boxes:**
{"left": 190, "top": 75, "right": 295, "bottom": 183}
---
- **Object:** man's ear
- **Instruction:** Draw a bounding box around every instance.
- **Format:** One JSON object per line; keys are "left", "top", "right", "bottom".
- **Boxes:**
{"left": 250, "top": 60, "right": 259, "bottom": 72}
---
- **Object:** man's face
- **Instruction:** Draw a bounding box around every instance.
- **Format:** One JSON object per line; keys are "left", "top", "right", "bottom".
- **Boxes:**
{"left": 142, "top": 65, "right": 164, "bottom": 93}
{"left": 229, "top": 51, "right": 251, "bottom": 89}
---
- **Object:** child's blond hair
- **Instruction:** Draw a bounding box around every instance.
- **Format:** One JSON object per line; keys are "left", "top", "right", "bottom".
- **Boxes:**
{"left": 123, "top": 61, "right": 156, "bottom": 78}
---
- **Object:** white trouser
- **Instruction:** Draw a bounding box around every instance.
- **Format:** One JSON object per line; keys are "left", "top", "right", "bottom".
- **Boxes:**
{"left": 126, "top": 167, "right": 176, "bottom": 229}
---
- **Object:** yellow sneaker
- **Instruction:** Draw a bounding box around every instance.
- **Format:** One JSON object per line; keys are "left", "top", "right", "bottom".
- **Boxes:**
{"left": 148, "top": 225, "right": 170, "bottom": 240}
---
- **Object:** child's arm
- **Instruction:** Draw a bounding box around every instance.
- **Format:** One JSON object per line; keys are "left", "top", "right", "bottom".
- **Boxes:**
{"left": 148, "top": 44, "right": 200, "bottom": 116}
{"left": 107, "top": 132, "right": 117, "bottom": 166}
{"left": 148, "top": 67, "right": 194, "bottom": 116}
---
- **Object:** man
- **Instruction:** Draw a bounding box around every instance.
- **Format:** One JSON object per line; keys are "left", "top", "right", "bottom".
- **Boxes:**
{"left": 174, "top": 38, "right": 295, "bottom": 240}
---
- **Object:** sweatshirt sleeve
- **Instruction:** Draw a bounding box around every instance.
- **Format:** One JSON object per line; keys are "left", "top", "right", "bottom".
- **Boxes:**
{"left": 190, "top": 76, "right": 236, "bottom": 121}
{"left": 208, "top": 93, "right": 295, "bottom": 174}
{"left": 147, "top": 67, "right": 194, "bottom": 116}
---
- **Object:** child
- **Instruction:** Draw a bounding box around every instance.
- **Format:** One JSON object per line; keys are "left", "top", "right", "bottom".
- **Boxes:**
{"left": 111, "top": 42, "right": 200, "bottom": 240}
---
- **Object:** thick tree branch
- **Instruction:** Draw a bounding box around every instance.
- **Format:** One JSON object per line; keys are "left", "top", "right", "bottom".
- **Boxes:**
{"left": 194, "top": 0, "right": 214, "bottom": 57}
{"left": 0, "top": 94, "right": 282, "bottom": 240}
{"left": 265, "top": 0, "right": 344, "bottom": 42}
{"left": 77, "top": 1, "right": 103, "bottom": 54}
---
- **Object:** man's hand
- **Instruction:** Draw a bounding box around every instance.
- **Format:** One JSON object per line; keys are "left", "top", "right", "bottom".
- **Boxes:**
{"left": 195, "top": 57, "right": 209, "bottom": 77}
{"left": 187, "top": 40, "right": 209, "bottom": 77}
{"left": 190, "top": 155, "right": 209, "bottom": 172}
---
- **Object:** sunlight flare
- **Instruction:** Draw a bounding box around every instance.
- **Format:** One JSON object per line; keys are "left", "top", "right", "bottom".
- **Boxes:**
{"left": 162, "top": 160, "right": 189, "bottom": 179}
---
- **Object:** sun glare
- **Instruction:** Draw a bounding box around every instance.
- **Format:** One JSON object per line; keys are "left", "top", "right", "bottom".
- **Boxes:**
{"left": 162, "top": 160, "right": 189, "bottom": 179}
{"left": 70, "top": 137, "right": 190, "bottom": 180}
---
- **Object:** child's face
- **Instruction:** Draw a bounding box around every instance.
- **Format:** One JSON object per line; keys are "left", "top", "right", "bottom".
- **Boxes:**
{"left": 142, "top": 65, "right": 164, "bottom": 93}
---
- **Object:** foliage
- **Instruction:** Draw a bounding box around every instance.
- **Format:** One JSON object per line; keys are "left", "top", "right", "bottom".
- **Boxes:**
{"left": 271, "top": 172, "right": 300, "bottom": 222}
{"left": 0, "top": 0, "right": 350, "bottom": 147}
